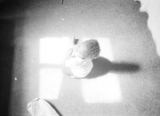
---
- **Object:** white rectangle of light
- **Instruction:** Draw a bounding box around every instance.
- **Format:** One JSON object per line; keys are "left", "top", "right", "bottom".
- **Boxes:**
{"left": 39, "top": 68, "right": 63, "bottom": 99}
{"left": 39, "top": 37, "right": 72, "bottom": 65}
{"left": 82, "top": 73, "right": 122, "bottom": 103}
{"left": 98, "top": 38, "right": 114, "bottom": 61}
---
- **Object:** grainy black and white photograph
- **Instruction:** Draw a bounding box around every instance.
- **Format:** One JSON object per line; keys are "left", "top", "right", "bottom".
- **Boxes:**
{"left": 0, "top": 0, "right": 160, "bottom": 116}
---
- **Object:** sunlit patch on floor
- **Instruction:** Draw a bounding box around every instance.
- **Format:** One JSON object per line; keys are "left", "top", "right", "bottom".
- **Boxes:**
{"left": 81, "top": 38, "right": 122, "bottom": 103}
{"left": 98, "top": 38, "right": 114, "bottom": 61}
{"left": 39, "top": 37, "right": 72, "bottom": 99}
{"left": 39, "top": 68, "right": 63, "bottom": 99}
{"left": 82, "top": 73, "right": 122, "bottom": 103}
{"left": 39, "top": 37, "right": 72, "bottom": 65}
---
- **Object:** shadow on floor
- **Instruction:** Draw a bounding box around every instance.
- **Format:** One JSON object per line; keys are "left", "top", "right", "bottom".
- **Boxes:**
{"left": 86, "top": 56, "right": 140, "bottom": 79}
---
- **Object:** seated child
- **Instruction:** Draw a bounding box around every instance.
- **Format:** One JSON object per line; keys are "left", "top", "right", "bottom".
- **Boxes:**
{"left": 64, "top": 39, "right": 100, "bottom": 78}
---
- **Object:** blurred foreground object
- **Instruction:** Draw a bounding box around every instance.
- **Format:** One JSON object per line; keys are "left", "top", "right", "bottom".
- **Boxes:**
{"left": 27, "top": 98, "right": 60, "bottom": 116}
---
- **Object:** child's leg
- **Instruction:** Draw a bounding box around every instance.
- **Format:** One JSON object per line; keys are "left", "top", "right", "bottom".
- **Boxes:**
{"left": 27, "top": 98, "right": 60, "bottom": 116}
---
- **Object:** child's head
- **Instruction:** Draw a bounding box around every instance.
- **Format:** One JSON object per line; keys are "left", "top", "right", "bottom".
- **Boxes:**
{"left": 75, "top": 39, "right": 100, "bottom": 60}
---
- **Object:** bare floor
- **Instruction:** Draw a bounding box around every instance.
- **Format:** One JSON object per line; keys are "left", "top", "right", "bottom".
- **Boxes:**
{"left": 10, "top": 0, "right": 160, "bottom": 116}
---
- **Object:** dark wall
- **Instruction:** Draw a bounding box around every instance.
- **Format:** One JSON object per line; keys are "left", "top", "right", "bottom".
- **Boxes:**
{"left": 0, "top": 19, "right": 15, "bottom": 116}
{"left": 0, "top": 0, "right": 26, "bottom": 115}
